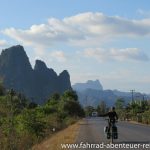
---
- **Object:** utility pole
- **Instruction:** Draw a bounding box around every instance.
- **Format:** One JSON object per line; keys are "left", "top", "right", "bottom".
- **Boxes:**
{"left": 130, "top": 90, "right": 135, "bottom": 102}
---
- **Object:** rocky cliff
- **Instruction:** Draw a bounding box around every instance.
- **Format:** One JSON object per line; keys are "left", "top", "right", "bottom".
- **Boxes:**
{"left": 0, "top": 45, "right": 72, "bottom": 104}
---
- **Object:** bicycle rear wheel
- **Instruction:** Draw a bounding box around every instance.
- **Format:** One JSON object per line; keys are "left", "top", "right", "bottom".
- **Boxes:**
{"left": 111, "top": 126, "right": 113, "bottom": 143}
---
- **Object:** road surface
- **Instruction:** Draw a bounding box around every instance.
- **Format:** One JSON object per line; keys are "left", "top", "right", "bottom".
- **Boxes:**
{"left": 75, "top": 117, "right": 150, "bottom": 150}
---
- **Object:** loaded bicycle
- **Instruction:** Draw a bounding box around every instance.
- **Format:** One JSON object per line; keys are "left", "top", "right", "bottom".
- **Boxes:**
{"left": 104, "top": 118, "right": 118, "bottom": 143}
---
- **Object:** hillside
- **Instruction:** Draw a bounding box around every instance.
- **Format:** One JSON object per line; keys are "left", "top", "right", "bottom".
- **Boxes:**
{"left": 72, "top": 80, "right": 149, "bottom": 107}
{"left": 72, "top": 80, "right": 103, "bottom": 91}
{"left": 0, "top": 45, "right": 72, "bottom": 104}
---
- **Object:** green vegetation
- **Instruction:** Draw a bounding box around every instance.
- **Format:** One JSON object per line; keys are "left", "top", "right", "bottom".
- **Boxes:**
{"left": 92, "top": 97, "right": 150, "bottom": 125}
{"left": 84, "top": 106, "right": 95, "bottom": 116}
{"left": 115, "top": 98, "right": 150, "bottom": 124}
{"left": 84, "top": 101, "right": 108, "bottom": 117}
{"left": 0, "top": 83, "right": 84, "bottom": 150}
{"left": 97, "top": 100, "right": 107, "bottom": 115}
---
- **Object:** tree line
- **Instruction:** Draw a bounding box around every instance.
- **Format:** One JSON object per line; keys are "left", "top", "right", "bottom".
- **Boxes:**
{"left": 114, "top": 98, "right": 150, "bottom": 124}
{"left": 0, "top": 82, "right": 84, "bottom": 150}
{"left": 85, "top": 98, "right": 150, "bottom": 124}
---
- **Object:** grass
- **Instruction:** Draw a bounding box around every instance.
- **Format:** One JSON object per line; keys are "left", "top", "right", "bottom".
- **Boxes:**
{"left": 32, "top": 120, "right": 81, "bottom": 150}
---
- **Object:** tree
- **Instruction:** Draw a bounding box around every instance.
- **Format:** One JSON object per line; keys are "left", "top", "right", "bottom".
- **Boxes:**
{"left": 48, "top": 93, "right": 60, "bottom": 102}
{"left": 62, "top": 90, "right": 78, "bottom": 101}
{"left": 59, "top": 90, "right": 84, "bottom": 117}
{"left": 115, "top": 98, "right": 125, "bottom": 110}
{"left": 62, "top": 100, "right": 84, "bottom": 117}
{"left": 17, "top": 109, "right": 46, "bottom": 137}
{"left": 97, "top": 101, "right": 107, "bottom": 115}
{"left": 28, "top": 102, "right": 38, "bottom": 109}
{"left": 115, "top": 98, "right": 126, "bottom": 120}
{"left": 141, "top": 100, "right": 149, "bottom": 112}
{"left": 85, "top": 106, "right": 95, "bottom": 116}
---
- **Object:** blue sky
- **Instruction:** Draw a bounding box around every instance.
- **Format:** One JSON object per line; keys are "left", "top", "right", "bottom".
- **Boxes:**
{"left": 0, "top": 0, "right": 150, "bottom": 93}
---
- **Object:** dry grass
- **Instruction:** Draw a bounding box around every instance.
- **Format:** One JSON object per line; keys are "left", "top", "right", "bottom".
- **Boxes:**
{"left": 32, "top": 121, "right": 81, "bottom": 150}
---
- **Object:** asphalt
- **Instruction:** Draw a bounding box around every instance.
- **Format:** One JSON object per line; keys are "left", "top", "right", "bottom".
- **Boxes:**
{"left": 75, "top": 117, "right": 150, "bottom": 150}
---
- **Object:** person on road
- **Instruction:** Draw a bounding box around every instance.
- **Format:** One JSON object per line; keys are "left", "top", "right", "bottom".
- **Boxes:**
{"left": 100, "top": 107, "right": 118, "bottom": 133}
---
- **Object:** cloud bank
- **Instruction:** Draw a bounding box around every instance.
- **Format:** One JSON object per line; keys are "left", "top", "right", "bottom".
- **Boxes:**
{"left": 0, "top": 40, "right": 8, "bottom": 47}
{"left": 3, "top": 12, "right": 150, "bottom": 48}
{"left": 2, "top": 12, "right": 150, "bottom": 62}
{"left": 83, "top": 48, "right": 149, "bottom": 62}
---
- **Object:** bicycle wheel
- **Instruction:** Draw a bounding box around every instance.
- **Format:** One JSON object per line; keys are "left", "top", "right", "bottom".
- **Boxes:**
{"left": 111, "top": 126, "right": 113, "bottom": 143}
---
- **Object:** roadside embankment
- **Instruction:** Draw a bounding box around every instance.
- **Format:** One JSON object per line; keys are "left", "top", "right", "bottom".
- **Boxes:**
{"left": 32, "top": 120, "right": 82, "bottom": 150}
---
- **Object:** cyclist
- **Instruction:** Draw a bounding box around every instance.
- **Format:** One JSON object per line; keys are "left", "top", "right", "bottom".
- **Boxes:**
{"left": 100, "top": 107, "right": 118, "bottom": 133}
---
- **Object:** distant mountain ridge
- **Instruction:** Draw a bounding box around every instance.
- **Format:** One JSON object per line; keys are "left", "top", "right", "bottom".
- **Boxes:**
{"left": 0, "top": 45, "right": 72, "bottom": 104}
{"left": 72, "top": 80, "right": 103, "bottom": 91}
{"left": 72, "top": 80, "right": 149, "bottom": 107}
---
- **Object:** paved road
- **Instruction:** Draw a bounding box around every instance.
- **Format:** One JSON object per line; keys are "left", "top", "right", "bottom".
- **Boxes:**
{"left": 75, "top": 117, "right": 150, "bottom": 150}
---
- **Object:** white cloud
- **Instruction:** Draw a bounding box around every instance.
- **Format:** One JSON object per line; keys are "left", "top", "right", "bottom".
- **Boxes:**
{"left": 83, "top": 47, "right": 149, "bottom": 62}
{"left": 0, "top": 39, "right": 9, "bottom": 47}
{"left": 2, "top": 12, "right": 150, "bottom": 48}
{"left": 32, "top": 47, "right": 67, "bottom": 63}
{"left": 50, "top": 50, "right": 67, "bottom": 62}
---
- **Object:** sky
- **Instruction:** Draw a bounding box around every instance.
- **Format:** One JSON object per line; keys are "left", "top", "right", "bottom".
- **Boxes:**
{"left": 0, "top": 0, "right": 150, "bottom": 93}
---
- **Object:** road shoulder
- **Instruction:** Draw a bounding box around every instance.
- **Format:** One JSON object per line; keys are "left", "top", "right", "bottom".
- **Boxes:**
{"left": 32, "top": 121, "right": 81, "bottom": 150}
{"left": 124, "top": 120, "right": 150, "bottom": 127}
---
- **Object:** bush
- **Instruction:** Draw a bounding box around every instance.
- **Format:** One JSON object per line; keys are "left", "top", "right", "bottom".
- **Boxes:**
{"left": 16, "top": 109, "right": 46, "bottom": 137}
{"left": 0, "top": 89, "right": 85, "bottom": 149}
